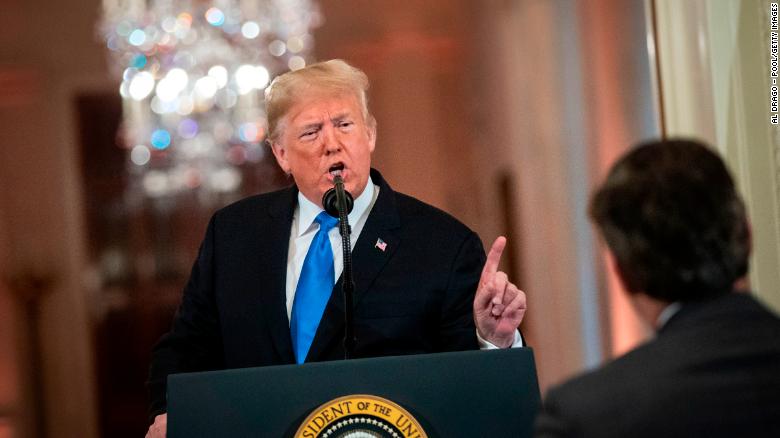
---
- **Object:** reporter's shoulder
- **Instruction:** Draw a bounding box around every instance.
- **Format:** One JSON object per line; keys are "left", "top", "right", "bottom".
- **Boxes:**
{"left": 542, "top": 365, "right": 620, "bottom": 424}
{"left": 544, "top": 341, "right": 660, "bottom": 415}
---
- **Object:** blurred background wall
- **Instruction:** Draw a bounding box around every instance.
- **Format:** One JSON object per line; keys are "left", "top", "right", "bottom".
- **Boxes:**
{"left": 0, "top": 0, "right": 777, "bottom": 437}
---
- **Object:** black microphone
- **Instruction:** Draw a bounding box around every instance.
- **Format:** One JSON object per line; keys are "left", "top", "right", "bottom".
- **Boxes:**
{"left": 322, "top": 176, "right": 354, "bottom": 220}
{"left": 321, "top": 174, "right": 356, "bottom": 359}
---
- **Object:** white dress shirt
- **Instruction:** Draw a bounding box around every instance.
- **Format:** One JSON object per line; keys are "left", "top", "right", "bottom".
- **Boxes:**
{"left": 284, "top": 175, "right": 523, "bottom": 348}
{"left": 656, "top": 302, "right": 682, "bottom": 330}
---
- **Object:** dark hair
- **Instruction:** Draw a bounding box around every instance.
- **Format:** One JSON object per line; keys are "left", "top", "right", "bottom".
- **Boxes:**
{"left": 589, "top": 139, "right": 750, "bottom": 302}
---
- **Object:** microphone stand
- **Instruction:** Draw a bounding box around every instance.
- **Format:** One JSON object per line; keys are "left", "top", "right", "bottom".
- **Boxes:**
{"left": 322, "top": 175, "right": 355, "bottom": 359}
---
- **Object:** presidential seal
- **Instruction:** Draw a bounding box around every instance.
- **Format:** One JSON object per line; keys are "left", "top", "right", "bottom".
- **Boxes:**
{"left": 295, "top": 394, "right": 428, "bottom": 438}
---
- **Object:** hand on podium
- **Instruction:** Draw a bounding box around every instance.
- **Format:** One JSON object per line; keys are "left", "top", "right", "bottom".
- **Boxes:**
{"left": 473, "top": 237, "right": 527, "bottom": 348}
{"left": 145, "top": 413, "right": 167, "bottom": 438}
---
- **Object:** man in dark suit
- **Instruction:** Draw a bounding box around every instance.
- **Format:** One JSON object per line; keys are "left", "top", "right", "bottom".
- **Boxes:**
{"left": 534, "top": 139, "right": 780, "bottom": 437}
{"left": 145, "top": 60, "right": 527, "bottom": 437}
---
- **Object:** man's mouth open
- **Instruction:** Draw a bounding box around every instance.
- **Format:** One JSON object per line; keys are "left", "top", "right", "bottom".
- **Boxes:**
{"left": 328, "top": 163, "right": 345, "bottom": 179}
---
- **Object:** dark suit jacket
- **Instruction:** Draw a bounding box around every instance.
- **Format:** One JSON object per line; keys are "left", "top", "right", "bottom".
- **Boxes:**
{"left": 535, "top": 292, "right": 780, "bottom": 438}
{"left": 148, "top": 169, "right": 485, "bottom": 418}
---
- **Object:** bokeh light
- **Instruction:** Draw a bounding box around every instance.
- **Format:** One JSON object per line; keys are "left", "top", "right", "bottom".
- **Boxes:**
{"left": 287, "top": 36, "right": 304, "bottom": 53}
{"left": 161, "top": 16, "right": 177, "bottom": 33}
{"left": 178, "top": 119, "right": 199, "bottom": 139}
{"left": 235, "top": 64, "right": 270, "bottom": 94}
{"left": 130, "top": 54, "right": 147, "bottom": 69}
{"left": 122, "top": 67, "right": 138, "bottom": 81}
{"left": 238, "top": 123, "right": 257, "bottom": 142}
{"left": 150, "top": 129, "right": 172, "bottom": 149}
{"left": 129, "top": 71, "right": 155, "bottom": 100}
{"left": 130, "top": 145, "right": 151, "bottom": 166}
{"left": 128, "top": 29, "right": 146, "bottom": 46}
{"left": 195, "top": 76, "right": 218, "bottom": 99}
{"left": 156, "top": 68, "right": 188, "bottom": 102}
{"left": 208, "top": 65, "right": 229, "bottom": 88}
{"left": 106, "top": 36, "right": 119, "bottom": 51}
{"left": 241, "top": 21, "right": 260, "bottom": 39}
{"left": 288, "top": 56, "right": 306, "bottom": 71}
{"left": 268, "top": 40, "right": 286, "bottom": 57}
{"left": 205, "top": 8, "right": 225, "bottom": 26}
{"left": 177, "top": 12, "right": 193, "bottom": 28}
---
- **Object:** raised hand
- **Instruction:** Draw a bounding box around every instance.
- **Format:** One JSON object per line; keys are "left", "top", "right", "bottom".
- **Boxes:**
{"left": 146, "top": 413, "right": 167, "bottom": 438}
{"left": 473, "top": 236, "right": 527, "bottom": 348}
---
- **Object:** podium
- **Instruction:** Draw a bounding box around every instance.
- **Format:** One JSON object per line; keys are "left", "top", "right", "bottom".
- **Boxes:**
{"left": 167, "top": 348, "right": 540, "bottom": 437}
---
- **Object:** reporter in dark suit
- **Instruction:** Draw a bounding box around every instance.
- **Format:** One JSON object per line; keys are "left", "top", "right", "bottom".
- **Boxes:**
{"left": 534, "top": 139, "right": 780, "bottom": 438}
{"left": 145, "top": 60, "right": 527, "bottom": 438}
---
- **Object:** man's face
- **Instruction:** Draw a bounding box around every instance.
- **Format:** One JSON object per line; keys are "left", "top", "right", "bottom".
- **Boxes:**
{"left": 271, "top": 91, "right": 376, "bottom": 206}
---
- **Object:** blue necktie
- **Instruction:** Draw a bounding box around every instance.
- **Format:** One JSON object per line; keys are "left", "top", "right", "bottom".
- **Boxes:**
{"left": 291, "top": 211, "right": 339, "bottom": 364}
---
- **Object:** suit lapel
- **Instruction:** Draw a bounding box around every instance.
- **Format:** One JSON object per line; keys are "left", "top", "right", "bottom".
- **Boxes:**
{"left": 253, "top": 185, "right": 297, "bottom": 364}
{"left": 306, "top": 170, "right": 402, "bottom": 361}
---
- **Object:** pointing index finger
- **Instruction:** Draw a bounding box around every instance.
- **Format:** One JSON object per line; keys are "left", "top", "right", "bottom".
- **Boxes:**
{"left": 482, "top": 236, "right": 507, "bottom": 278}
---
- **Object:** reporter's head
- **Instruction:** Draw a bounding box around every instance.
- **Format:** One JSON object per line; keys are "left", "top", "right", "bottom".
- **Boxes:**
{"left": 590, "top": 139, "right": 750, "bottom": 303}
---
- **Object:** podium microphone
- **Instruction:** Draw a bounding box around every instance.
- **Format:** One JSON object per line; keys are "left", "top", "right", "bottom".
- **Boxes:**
{"left": 322, "top": 175, "right": 354, "bottom": 219}
{"left": 322, "top": 174, "right": 356, "bottom": 359}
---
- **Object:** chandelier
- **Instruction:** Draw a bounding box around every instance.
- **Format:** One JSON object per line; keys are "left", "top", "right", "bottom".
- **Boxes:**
{"left": 100, "top": 0, "right": 320, "bottom": 204}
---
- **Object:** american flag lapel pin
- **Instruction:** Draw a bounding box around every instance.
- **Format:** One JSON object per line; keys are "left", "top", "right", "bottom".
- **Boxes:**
{"left": 374, "top": 238, "right": 387, "bottom": 252}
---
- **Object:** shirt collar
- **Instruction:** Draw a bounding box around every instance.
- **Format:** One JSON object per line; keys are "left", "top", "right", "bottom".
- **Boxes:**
{"left": 295, "top": 176, "right": 375, "bottom": 236}
{"left": 656, "top": 301, "right": 682, "bottom": 330}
